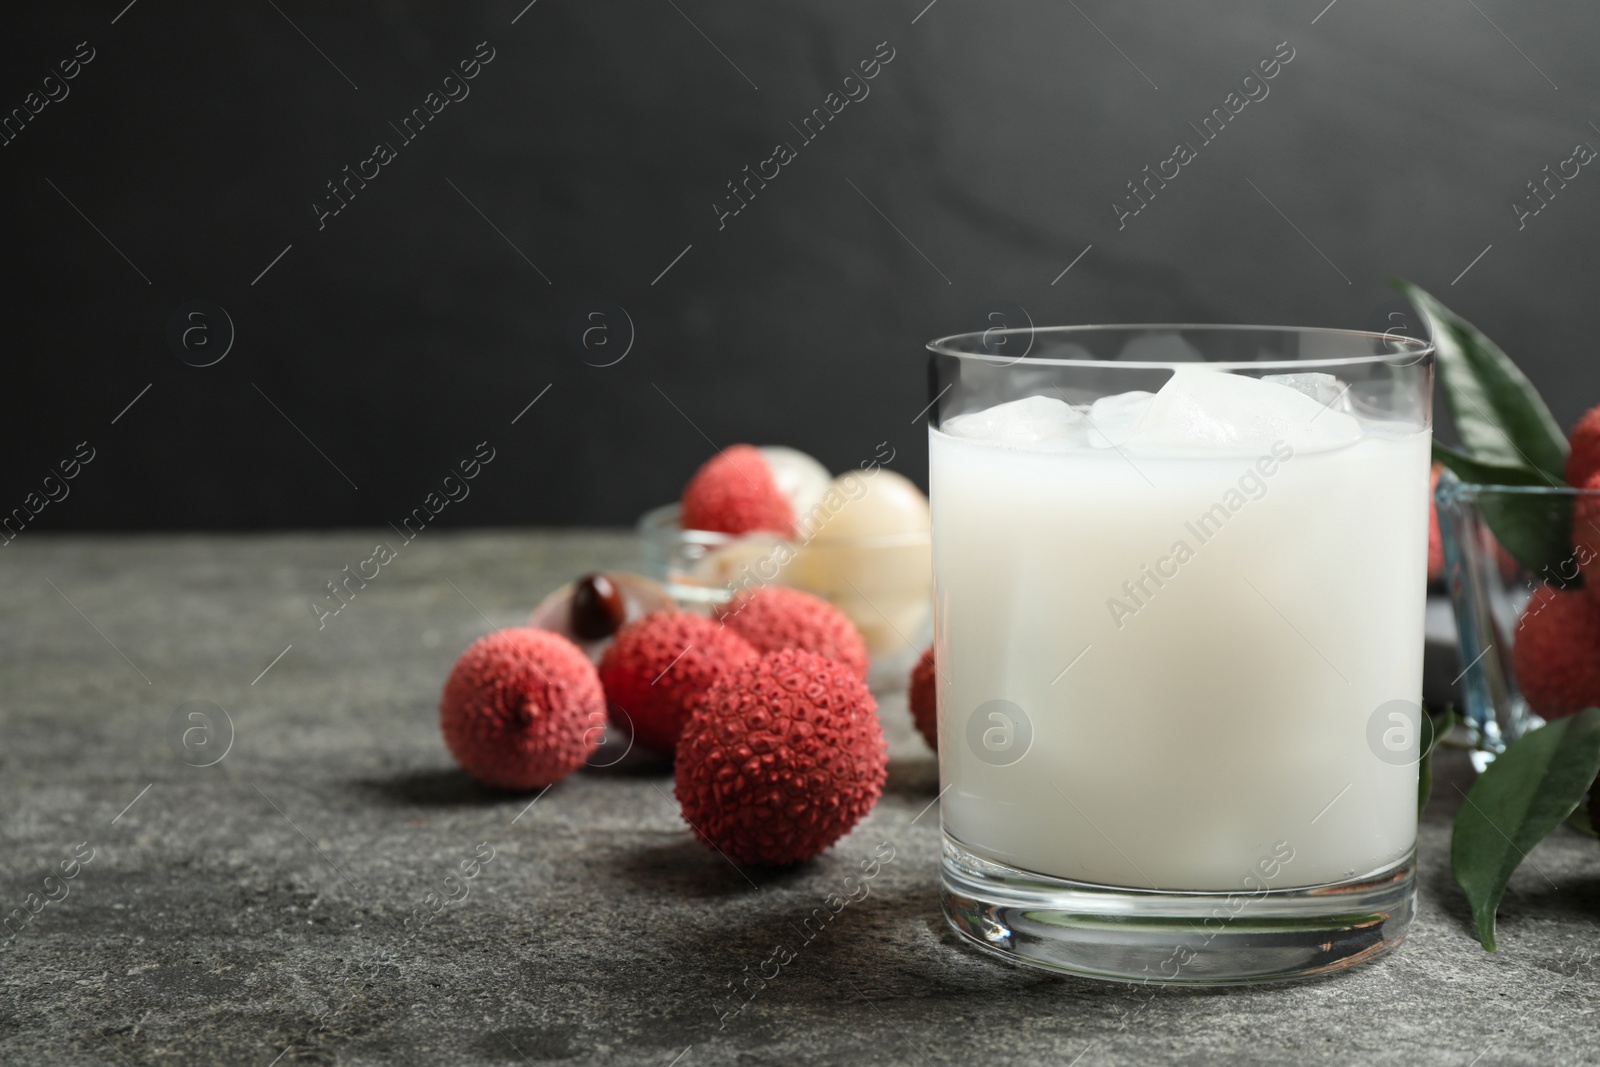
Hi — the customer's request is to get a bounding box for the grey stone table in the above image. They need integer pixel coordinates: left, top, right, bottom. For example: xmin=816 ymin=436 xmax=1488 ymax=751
xmin=3 ymin=532 xmax=1598 ymax=1066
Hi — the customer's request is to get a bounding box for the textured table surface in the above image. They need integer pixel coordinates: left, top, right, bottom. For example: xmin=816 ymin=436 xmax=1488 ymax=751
xmin=2 ymin=532 xmax=1598 ymax=1066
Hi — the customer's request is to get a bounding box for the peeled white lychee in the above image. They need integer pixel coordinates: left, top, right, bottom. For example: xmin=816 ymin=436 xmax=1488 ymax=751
xmin=758 ymin=446 xmax=832 ymax=522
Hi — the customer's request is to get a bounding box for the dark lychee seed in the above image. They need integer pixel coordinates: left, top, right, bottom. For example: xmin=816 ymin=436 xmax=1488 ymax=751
xmin=571 ymin=573 xmax=627 ymax=640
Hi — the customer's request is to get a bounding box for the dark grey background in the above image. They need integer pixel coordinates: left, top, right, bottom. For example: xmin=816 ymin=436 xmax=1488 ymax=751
xmin=3 ymin=0 xmax=1597 ymax=531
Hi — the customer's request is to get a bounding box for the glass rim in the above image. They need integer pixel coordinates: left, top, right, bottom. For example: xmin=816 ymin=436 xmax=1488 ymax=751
xmin=926 ymin=323 xmax=1434 ymax=371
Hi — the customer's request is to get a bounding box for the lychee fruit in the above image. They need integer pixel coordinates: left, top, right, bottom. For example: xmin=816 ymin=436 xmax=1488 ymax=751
xmin=759 ymin=445 xmax=832 ymax=519
xmin=440 ymin=628 xmax=606 ymax=790
xmin=1512 ymin=584 xmax=1600 ymax=719
xmin=1427 ymin=463 xmax=1446 ymax=583
xmin=675 ymin=649 xmax=887 ymax=866
xmin=908 ymin=646 xmax=937 ymax=751
xmin=1565 ymin=404 xmax=1600 ymax=487
xmin=1573 ymin=472 xmax=1600 ymax=595
xmin=1495 ymin=541 xmax=1522 ymax=583
xmin=713 ymin=585 xmax=870 ymax=681
xmin=680 ymin=445 xmax=796 ymax=536
xmin=598 ymin=611 xmax=757 ymax=756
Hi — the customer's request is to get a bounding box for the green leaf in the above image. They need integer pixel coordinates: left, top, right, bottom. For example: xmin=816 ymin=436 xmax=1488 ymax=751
xmin=1451 ymin=707 xmax=1600 ymax=951
xmin=1566 ymin=803 xmax=1598 ymax=840
xmin=1418 ymin=706 xmax=1456 ymax=818
xmin=1393 ymin=279 xmax=1569 ymax=479
xmin=1478 ymin=493 xmax=1579 ymax=586
xmin=1434 ymin=447 xmax=1579 ymax=580
xmin=1432 ymin=442 xmax=1556 ymax=488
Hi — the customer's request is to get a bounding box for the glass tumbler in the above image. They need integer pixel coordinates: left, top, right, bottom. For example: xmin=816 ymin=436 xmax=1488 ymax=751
xmin=927 ymin=325 xmax=1433 ymax=984
xmin=1435 ymin=475 xmax=1600 ymax=759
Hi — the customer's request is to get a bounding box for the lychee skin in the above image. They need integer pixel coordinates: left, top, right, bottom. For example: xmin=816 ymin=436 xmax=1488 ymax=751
xmin=598 ymin=612 xmax=757 ymax=757
xmin=1494 ymin=541 xmax=1522 ymax=583
xmin=440 ymin=628 xmax=606 ymax=790
xmin=714 ymin=586 xmax=870 ymax=681
xmin=1512 ymin=584 xmax=1600 ymax=719
xmin=680 ymin=445 xmax=796 ymax=536
xmin=908 ymin=646 xmax=937 ymax=751
xmin=1574 ymin=472 xmax=1600 ymax=597
xmin=1427 ymin=464 xmax=1446 ymax=584
xmin=675 ymin=649 xmax=887 ymax=866
xmin=1565 ymin=405 xmax=1600 ymax=487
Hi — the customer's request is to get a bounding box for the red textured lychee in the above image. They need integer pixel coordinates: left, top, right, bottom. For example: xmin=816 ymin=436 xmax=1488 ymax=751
xmin=598 ymin=611 xmax=757 ymax=756
xmin=440 ymin=628 xmax=605 ymax=790
xmin=1574 ymin=472 xmax=1600 ymax=595
xmin=908 ymin=646 xmax=937 ymax=751
xmin=675 ymin=649 xmax=887 ymax=866
xmin=713 ymin=586 xmax=870 ymax=681
xmin=680 ymin=445 xmax=795 ymax=536
xmin=1495 ymin=540 xmax=1522 ymax=583
xmin=1512 ymin=584 xmax=1600 ymax=719
xmin=1427 ymin=463 xmax=1446 ymax=583
xmin=1565 ymin=404 xmax=1600 ymax=487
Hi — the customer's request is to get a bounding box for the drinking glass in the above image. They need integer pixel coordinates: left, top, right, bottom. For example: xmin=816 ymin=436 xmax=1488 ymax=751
xmin=1435 ymin=475 xmax=1600 ymax=760
xmin=926 ymin=325 xmax=1433 ymax=984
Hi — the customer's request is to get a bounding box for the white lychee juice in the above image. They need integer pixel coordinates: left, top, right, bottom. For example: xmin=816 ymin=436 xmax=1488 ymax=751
xmin=931 ymin=366 xmax=1430 ymax=892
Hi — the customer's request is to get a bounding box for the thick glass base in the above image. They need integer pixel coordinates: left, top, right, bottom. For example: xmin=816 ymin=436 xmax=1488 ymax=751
xmin=941 ymin=833 xmax=1415 ymax=986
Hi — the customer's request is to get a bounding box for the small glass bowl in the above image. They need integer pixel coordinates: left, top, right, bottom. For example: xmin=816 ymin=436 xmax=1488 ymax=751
xmin=1436 ymin=471 xmax=1600 ymax=761
xmin=637 ymin=503 xmax=933 ymax=690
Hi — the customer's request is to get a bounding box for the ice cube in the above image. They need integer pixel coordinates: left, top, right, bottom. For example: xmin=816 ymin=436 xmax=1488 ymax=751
xmin=1084 ymin=390 xmax=1154 ymax=448
xmin=1127 ymin=367 xmax=1363 ymax=453
xmin=942 ymin=394 xmax=1089 ymax=449
xmin=1260 ymin=372 xmax=1352 ymax=414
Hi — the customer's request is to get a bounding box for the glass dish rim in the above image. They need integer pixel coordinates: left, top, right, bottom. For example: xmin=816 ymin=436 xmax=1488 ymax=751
xmin=1436 ymin=469 xmax=1599 ymax=499
xmin=926 ymin=323 xmax=1434 ymax=371
xmin=637 ymin=502 xmax=931 ymax=548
